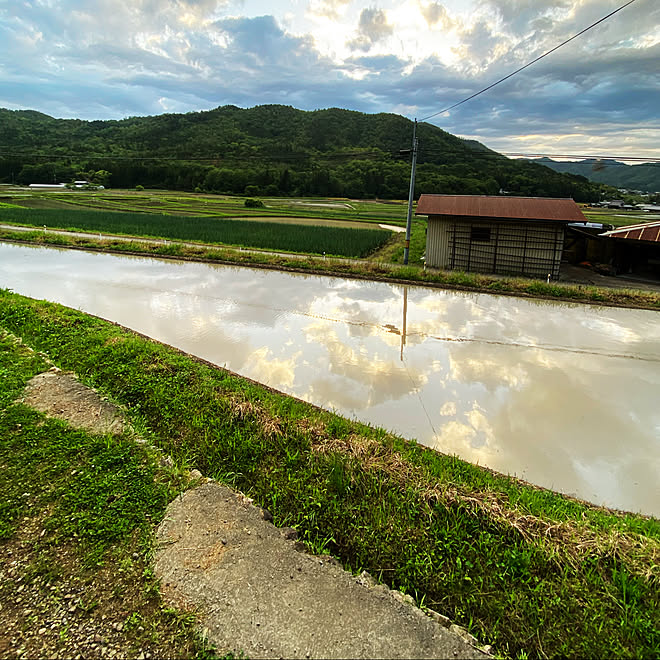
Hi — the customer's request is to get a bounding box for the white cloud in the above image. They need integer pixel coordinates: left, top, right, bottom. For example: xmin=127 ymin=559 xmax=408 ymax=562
xmin=0 ymin=0 xmax=657 ymax=155
xmin=307 ymin=0 xmax=351 ymax=20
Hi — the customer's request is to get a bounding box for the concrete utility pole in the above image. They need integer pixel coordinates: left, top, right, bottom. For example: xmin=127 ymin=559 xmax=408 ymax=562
xmin=403 ymin=120 xmax=418 ymax=265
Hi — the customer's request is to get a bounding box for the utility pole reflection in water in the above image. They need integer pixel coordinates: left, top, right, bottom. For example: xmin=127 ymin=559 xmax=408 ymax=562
xmin=400 ymin=286 xmax=408 ymax=361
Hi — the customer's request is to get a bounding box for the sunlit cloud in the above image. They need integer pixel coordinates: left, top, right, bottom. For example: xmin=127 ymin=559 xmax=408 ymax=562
xmin=0 ymin=0 xmax=657 ymax=155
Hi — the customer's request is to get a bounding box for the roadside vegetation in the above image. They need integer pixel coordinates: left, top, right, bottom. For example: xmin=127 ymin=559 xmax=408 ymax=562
xmin=1 ymin=290 xmax=658 ymax=659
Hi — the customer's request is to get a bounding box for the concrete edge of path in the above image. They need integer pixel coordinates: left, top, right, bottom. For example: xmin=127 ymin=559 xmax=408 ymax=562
xmin=155 ymin=481 xmax=491 ymax=659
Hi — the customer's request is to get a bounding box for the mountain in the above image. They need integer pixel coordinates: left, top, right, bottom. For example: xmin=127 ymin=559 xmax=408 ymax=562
xmin=529 ymin=157 xmax=660 ymax=194
xmin=0 ymin=105 xmax=608 ymax=201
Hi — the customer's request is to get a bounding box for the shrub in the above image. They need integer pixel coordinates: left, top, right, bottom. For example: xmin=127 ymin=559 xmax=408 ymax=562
xmin=244 ymin=198 xmax=265 ymax=208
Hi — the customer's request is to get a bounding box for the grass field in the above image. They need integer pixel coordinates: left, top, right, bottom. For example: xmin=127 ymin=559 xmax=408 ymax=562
xmin=1 ymin=291 xmax=658 ymax=659
xmin=0 ymin=207 xmax=391 ymax=258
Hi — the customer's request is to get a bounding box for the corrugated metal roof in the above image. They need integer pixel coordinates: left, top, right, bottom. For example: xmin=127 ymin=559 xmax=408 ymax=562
xmin=415 ymin=195 xmax=586 ymax=223
xmin=600 ymin=221 xmax=660 ymax=243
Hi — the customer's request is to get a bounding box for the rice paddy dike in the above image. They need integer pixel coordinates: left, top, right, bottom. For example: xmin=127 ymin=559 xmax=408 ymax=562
xmin=0 ymin=190 xmax=659 ymax=310
xmin=1 ymin=289 xmax=659 ymax=659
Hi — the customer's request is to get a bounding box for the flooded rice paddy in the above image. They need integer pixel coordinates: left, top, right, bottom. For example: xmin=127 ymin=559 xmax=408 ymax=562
xmin=1 ymin=242 xmax=658 ymax=516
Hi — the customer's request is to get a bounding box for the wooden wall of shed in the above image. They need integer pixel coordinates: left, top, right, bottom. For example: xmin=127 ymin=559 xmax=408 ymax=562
xmin=425 ymin=216 xmax=451 ymax=269
xmin=426 ymin=216 xmax=564 ymax=278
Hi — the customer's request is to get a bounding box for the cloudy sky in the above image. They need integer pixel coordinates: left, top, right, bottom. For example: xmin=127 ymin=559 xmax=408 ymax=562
xmin=1 ymin=0 xmax=658 ymax=159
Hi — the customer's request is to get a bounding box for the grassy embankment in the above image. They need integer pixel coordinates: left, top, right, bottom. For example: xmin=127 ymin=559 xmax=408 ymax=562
xmin=1 ymin=290 xmax=658 ymax=659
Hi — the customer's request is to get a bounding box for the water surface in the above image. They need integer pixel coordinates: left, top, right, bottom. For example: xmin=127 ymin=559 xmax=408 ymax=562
xmin=1 ymin=242 xmax=658 ymax=516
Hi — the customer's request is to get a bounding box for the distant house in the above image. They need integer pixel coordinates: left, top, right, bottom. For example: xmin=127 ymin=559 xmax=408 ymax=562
xmin=28 ymin=183 xmax=66 ymax=189
xmin=416 ymin=195 xmax=586 ymax=278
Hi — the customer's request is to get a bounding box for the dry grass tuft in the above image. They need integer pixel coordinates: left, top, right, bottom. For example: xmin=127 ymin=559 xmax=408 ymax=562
xmin=104 ymin=336 xmax=127 ymax=346
xmin=226 ymin=394 xmax=283 ymax=438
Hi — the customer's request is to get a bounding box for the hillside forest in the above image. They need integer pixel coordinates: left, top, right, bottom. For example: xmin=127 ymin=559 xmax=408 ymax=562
xmin=0 ymin=105 xmax=616 ymax=202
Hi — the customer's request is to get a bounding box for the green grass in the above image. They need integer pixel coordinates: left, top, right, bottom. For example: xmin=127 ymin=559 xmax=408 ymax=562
xmin=373 ymin=221 xmax=427 ymax=265
xmin=0 ymin=327 xmax=218 ymax=657
xmin=1 ymin=290 xmax=658 ymax=659
xmin=0 ymin=207 xmax=391 ymax=258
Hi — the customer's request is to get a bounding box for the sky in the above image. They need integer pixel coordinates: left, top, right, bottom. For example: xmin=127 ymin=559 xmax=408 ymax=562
xmin=1 ymin=0 xmax=658 ymax=160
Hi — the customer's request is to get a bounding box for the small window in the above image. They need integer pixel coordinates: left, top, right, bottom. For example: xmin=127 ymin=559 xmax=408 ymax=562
xmin=471 ymin=226 xmax=491 ymax=242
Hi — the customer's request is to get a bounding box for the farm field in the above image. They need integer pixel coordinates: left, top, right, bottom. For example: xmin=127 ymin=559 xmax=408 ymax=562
xmin=4 ymin=188 xmax=654 ymax=229
xmin=0 ymin=205 xmax=392 ymax=259
xmin=3 ymin=187 xmax=657 ymax=275
xmin=0 ymin=188 xmax=409 ymax=225
xmin=581 ymin=207 xmax=658 ymax=227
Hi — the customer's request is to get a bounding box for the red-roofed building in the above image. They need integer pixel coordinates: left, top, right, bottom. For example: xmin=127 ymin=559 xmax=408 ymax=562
xmin=415 ymin=194 xmax=586 ymax=278
xmin=600 ymin=221 xmax=660 ymax=278
xmin=601 ymin=221 xmax=660 ymax=244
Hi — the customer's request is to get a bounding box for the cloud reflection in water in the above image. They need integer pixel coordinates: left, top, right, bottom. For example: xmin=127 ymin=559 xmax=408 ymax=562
xmin=1 ymin=243 xmax=658 ymax=516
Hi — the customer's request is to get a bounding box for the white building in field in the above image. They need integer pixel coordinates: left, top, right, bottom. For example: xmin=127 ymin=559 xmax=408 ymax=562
xmin=28 ymin=183 xmax=66 ymax=189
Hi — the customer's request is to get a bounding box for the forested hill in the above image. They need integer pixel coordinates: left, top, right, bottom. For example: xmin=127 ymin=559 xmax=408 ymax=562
xmin=529 ymin=157 xmax=660 ymax=194
xmin=0 ymin=105 xmax=609 ymax=201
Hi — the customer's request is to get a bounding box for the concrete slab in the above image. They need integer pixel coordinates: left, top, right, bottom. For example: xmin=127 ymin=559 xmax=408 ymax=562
xmin=155 ymin=482 xmax=486 ymax=659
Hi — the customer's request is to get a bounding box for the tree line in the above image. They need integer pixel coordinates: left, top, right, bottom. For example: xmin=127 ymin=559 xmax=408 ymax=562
xmin=0 ymin=105 xmax=615 ymax=202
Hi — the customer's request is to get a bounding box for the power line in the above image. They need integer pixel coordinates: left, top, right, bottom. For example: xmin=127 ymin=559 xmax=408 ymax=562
xmin=419 ymin=0 xmax=638 ymax=123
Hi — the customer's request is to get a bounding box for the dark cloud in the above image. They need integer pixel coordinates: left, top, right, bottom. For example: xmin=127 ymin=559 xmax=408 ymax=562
xmin=215 ymin=15 xmax=315 ymax=67
xmin=420 ymin=2 xmax=453 ymax=28
xmin=412 ymin=40 xmax=660 ymax=152
xmin=347 ymin=8 xmax=393 ymax=52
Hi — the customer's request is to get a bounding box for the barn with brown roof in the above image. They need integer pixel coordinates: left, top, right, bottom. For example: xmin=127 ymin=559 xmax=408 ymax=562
xmin=415 ymin=195 xmax=586 ymax=278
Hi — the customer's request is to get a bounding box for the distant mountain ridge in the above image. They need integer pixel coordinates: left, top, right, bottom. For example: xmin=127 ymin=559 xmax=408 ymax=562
xmin=0 ymin=104 xmax=609 ymax=201
xmin=528 ymin=157 xmax=660 ymax=194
